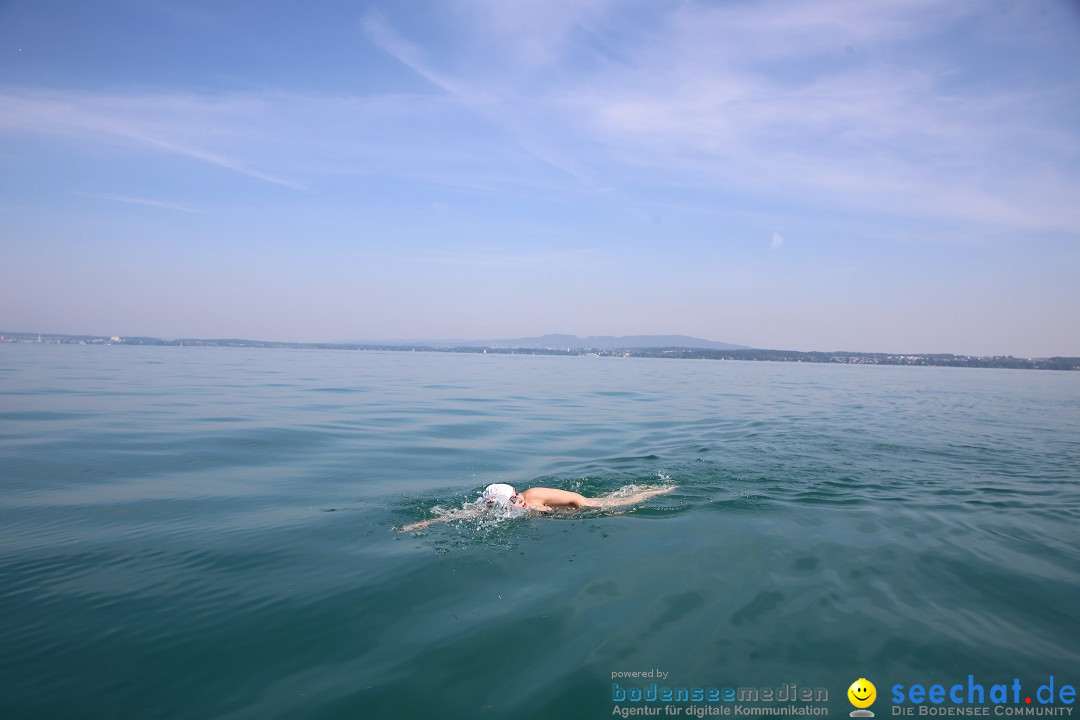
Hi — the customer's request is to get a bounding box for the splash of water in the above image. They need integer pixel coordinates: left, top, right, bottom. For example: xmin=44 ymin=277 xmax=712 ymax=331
xmin=424 ymin=497 xmax=526 ymax=530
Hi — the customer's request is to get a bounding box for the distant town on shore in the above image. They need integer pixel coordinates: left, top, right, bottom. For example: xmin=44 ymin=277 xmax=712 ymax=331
xmin=2 ymin=331 xmax=1077 ymax=371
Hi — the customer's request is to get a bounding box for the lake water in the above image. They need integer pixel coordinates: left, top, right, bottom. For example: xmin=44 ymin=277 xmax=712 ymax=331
xmin=1 ymin=346 xmax=1078 ymax=719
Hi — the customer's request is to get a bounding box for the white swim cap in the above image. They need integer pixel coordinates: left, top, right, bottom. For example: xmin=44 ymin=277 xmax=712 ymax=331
xmin=482 ymin=483 xmax=516 ymax=509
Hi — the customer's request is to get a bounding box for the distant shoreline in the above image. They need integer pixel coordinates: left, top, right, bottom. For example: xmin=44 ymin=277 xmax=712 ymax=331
xmin=3 ymin=332 xmax=1077 ymax=371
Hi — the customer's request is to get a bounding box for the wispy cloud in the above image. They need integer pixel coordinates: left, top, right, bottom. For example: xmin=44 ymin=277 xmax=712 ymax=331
xmin=361 ymin=11 xmax=478 ymax=102
xmin=76 ymin=192 xmax=204 ymax=214
xmin=360 ymin=8 xmax=601 ymax=189
xmin=547 ymin=1 xmax=1080 ymax=233
xmin=0 ymin=91 xmax=306 ymax=190
xmin=452 ymin=0 xmax=617 ymax=69
xmin=361 ymin=1 xmax=1080 ymax=237
xmin=772 ymin=232 xmax=784 ymax=250
xmin=3 ymin=0 xmax=1078 ymax=238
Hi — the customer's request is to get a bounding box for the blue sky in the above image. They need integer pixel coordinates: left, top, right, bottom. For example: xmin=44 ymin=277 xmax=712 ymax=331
xmin=2 ymin=0 xmax=1078 ymax=356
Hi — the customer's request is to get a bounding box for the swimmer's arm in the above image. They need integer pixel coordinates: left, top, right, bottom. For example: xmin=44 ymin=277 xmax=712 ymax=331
xmin=397 ymin=516 xmax=448 ymax=532
xmin=583 ymin=485 xmax=676 ymax=509
xmin=397 ymin=504 xmax=484 ymax=532
xmin=521 ymin=487 xmax=588 ymax=509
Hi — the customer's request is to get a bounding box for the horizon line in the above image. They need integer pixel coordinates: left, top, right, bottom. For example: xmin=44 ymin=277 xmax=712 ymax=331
xmin=2 ymin=330 xmax=1076 ymax=361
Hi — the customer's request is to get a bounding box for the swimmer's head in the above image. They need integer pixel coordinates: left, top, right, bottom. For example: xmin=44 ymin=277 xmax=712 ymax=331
xmin=482 ymin=483 xmax=517 ymax=510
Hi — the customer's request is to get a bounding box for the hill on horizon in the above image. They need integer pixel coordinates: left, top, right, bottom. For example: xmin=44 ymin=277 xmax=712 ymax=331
xmin=356 ymin=334 xmax=750 ymax=351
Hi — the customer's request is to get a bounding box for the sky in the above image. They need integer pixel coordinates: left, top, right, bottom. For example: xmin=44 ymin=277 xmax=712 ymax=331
xmin=1 ymin=0 xmax=1079 ymax=356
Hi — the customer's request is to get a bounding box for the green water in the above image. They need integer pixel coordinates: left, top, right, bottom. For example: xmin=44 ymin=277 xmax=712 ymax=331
xmin=1 ymin=346 xmax=1077 ymax=719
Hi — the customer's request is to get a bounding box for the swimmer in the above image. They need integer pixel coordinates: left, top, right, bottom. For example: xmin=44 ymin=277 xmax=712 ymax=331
xmin=397 ymin=482 xmax=675 ymax=532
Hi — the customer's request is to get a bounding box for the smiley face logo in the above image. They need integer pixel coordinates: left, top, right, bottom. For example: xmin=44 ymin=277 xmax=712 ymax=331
xmin=848 ymin=678 xmax=877 ymax=709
